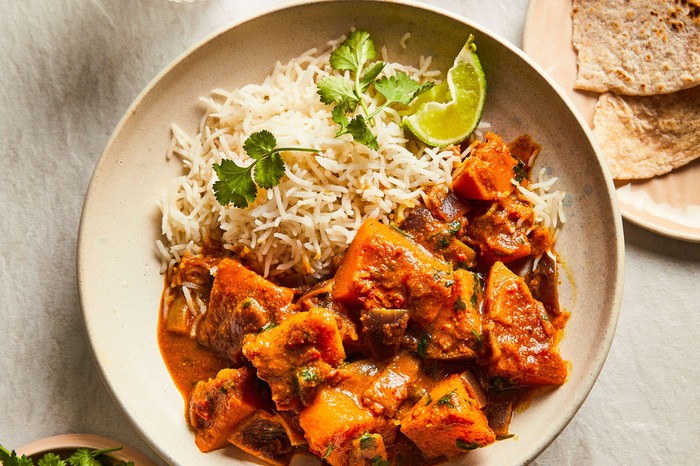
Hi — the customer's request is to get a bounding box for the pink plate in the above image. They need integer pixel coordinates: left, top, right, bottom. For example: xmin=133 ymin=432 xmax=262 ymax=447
xmin=523 ymin=0 xmax=700 ymax=242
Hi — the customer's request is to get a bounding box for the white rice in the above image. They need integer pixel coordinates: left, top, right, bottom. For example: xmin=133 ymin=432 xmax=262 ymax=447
xmin=157 ymin=36 xmax=567 ymax=279
xmin=157 ymin=37 xmax=458 ymax=279
xmin=515 ymin=167 xmax=568 ymax=234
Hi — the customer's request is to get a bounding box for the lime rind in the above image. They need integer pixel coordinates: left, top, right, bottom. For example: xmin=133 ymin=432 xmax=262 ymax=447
xmin=401 ymin=37 xmax=487 ymax=147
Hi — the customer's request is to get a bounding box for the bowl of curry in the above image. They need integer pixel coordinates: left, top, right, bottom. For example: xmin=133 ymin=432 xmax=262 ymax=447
xmin=77 ymin=1 xmax=624 ymax=465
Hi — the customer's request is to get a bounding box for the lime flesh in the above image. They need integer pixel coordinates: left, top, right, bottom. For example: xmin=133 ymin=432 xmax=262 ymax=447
xmin=402 ymin=39 xmax=487 ymax=147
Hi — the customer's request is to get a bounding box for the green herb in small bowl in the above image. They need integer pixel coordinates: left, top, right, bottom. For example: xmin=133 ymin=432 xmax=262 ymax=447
xmin=1 ymin=435 xmax=158 ymax=466
xmin=0 ymin=444 xmax=134 ymax=466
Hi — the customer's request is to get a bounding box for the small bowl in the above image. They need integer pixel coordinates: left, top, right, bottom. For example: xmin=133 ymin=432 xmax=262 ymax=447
xmin=17 ymin=434 xmax=159 ymax=465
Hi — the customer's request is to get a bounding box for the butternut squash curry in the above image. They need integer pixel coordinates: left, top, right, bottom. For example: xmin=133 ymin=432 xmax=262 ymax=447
xmin=159 ymin=132 xmax=569 ymax=465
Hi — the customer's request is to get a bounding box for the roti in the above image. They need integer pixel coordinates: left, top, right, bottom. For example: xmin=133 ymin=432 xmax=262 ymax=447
xmin=592 ymin=87 xmax=700 ymax=179
xmin=572 ymin=0 xmax=700 ymax=95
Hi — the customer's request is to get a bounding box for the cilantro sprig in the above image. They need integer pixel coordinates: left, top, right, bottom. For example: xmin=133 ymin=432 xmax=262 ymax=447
xmin=0 ymin=444 xmax=134 ymax=466
xmin=212 ymin=130 xmax=317 ymax=208
xmin=317 ymin=30 xmax=433 ymax=150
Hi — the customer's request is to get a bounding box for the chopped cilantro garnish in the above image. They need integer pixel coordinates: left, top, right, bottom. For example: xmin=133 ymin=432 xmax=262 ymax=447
xmin=471 ymin=328 xmax=483 ymax=347
xmin=417 ymin=333 xmax=431 ymax=358
xmin=359 ymin=432 xmax=376 ymax=451
xmin=390 ymin=224 xmax=413 ymax=238
xmin=260 ymin=321 xmax=278 ymax=332
xmin=513 ymin=159 xmax=526 ymax=182
xmin=300 ymin=367 xmax=321 ymax=383
xmin=456 ymin=439 xmax=480 ymax=451
xmin=322 ymin=444 xmax=334 ymax=459
xmin=471 ymin=273 xmax=483 ymax=307
xmin=370 ymin=456 xmax=391 ymax=466
xmin=437 ymin=390 xmax=456 ymax=408
xmin=436 ymin=236 xmax=450 ymax=249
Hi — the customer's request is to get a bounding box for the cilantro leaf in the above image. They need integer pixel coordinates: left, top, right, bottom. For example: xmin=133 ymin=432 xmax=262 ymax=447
xmin=317 ymin=76 xmax=359 ymax=112
xmin=67 ymin=447 xmax=122 ymax=466
xmin=331 ymin=105 xmax=350 ymax=132
xmin=213 ymin=159 xmax=257 ymax=209
xmin=67 ymin=448 xmax=107 ymax=466
xmin=38 ymin=453 xmax=66 ymax=466
xmin=213 ymin=131 xmax=317 ymax=208
xmin=243 ymin=129 xmax=277 ymax=160
xmin=346 ymin=116 xmax=379 ymax=150
xmin=0 ymin=446 xmax=34 ymax=466
xmin=329 ymin=30 xmax=375 ymax=73
xmin=360 ymin=61 xmax=386 ymax=92
xmin=254 ymin=152 xmax=285 ymax=189
xmin=374 ymin=71 xmax=427 ymax=106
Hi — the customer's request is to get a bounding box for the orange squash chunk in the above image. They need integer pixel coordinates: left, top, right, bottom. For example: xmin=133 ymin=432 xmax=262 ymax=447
xmin=197 ymin=258 xmax=296 ymax=361
xmin=400 ymin=374 xmax=495 ymax=459
xmin=299 ymin=387 xmax=392 ymax=466
xmin=453 ymin=132 xmax=518 ymax=201
xmin=484 ymin=261 xmax=568 ymax=386
xmin=362 ymin=353 xmax=422 ymax=417
xmin=423 ymin=269 xmax=482 ymax=360
xmin=242 ymin=308 xmax=345 ymax=412
xmin=188 ymin=366 xmax=268 ymax=452
xmin=332 ymin=218 xmax=453 ymax=328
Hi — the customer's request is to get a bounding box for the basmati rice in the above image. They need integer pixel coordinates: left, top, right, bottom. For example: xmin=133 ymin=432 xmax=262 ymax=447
xmin=157 ymin=36 xmax=566 ymax=280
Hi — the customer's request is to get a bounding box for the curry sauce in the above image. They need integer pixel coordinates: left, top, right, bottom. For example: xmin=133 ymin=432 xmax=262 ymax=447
xmin=157 ymin=132 xmax=569 ymax=465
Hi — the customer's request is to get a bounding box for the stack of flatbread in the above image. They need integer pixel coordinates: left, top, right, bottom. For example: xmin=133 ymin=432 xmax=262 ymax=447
xmin=572 ymin=0 xmax=700 ymax=179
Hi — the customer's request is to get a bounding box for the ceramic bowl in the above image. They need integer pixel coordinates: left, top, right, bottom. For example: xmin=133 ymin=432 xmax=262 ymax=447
xmin=17 ymin=434 xmax=158 ymax=465
xmin=77 ymin=1 xmax=624 ymax=464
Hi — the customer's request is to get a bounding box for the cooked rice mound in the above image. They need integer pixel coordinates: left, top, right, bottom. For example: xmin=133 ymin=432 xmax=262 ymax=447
xmin=157 ymin=38 xmax=460 ymax=279
xmin=157 ymin=37 xmax=567 ymax=280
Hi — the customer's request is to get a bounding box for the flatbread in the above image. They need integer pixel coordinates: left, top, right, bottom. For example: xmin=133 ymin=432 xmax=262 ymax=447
xmin=592 ymin=87 xmax=700 ymax=179
xmin=572 ymin=0 xmax=700 ymax=95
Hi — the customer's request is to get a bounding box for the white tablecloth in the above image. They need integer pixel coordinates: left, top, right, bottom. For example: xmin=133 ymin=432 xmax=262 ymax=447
xmin=2 ymin=1 xmax=699 ymax=465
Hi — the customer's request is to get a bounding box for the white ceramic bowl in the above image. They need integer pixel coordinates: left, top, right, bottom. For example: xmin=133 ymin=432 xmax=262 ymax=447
xmin=77 ymin=1 xmax=624 ymax=465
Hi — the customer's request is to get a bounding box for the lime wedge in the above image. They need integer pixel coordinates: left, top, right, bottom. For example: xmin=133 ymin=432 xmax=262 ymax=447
xmin=402 ymin=36 xmax=487 ymax=147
